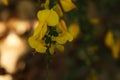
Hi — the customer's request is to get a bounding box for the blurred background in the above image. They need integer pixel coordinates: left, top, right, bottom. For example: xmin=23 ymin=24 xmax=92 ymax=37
xmin=0 ymin=0 xmax=120 ymax=80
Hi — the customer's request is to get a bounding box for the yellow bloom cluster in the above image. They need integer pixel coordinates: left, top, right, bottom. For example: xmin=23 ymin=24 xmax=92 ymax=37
xmin=28 ymin=9 xmax=73 ymax=55
xmin=29 ymin=9 xmax=58 ymax=53
xmin=28 ymin=0 xmax=76 ymax=55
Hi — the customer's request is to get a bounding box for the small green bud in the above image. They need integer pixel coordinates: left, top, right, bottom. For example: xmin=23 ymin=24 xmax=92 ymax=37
xmin=45 ymin=36 xmax=51 ymax=44
xmin=52 ymin=31 xmax=58 ymax=37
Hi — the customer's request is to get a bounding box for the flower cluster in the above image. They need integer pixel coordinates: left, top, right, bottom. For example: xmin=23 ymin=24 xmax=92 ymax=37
xmin=28 ymin=0 xmax=76 ymax=55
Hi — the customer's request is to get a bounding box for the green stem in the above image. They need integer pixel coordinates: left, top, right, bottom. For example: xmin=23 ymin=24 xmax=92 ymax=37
xmin=46 ymin=46 xmax=51 ymax=80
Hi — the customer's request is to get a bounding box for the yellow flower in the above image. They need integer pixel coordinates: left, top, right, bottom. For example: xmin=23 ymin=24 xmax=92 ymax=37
xmin=105 ymin=31 xmax=114 ymax=48
xmin=50 ymin=44 xmax=64 ymax=55
xmin=28 ymin=9 xmax=59 ymax=53
xmin=105 ymin=31 xmax=120 ymax=59
xmin=55 ymin=32 xmax=73 ymax=44
xmin=48 ymin=19 xmax=73 ymax=55
xmin=68 ymin=23 xmax=80 ymax=39
xmin=2 ymin=0 xmax=8 ymax=5
xmin=60 ymin=0 xmax=76 ymax=12
xmin=28 ymin=36 xmax=47 ymax=53
xmin=55 ymin=19 xmax=73 ymax=44
xmin=111 ymin=42 xmax=119 ymax=59
xmin=55 ymin=4 xmax=63 ymax=17
xmin=33 ymin=9 xmax=59 ymax=39
xmin=37 ymin=9 xmax=59 ymax=26
xmin=57 ymin=19 xmax=67 ymax=32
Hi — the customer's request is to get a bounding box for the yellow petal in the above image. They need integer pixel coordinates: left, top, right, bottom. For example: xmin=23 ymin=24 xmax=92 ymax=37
xmin=28 ymin=36 xmax=38 ymax=48
xmin=56 ymin=45 xmax=64 ymax=52
xmin=55 ymin=32 xmax=73 ymax=44
xmin=47 ymin=9 xmax=59 ymax=26
xmin=68 ymin=23 xmax=80 ymax=39
xmin=36 ymin=41 xmax=47 ymax=53
xmin=28 ymin=36 xmax=47 ymax=53
xmin=2 ymin=0 xmax=8 ymax=5
xmin=55 ymin=33 xmax=67 ymax=44
xmin=65 ymin=32 xmax=73 ymax=42
xmin=37 ymin=9 xmax=50 ymax=21
xmin=39 ymin=23 xmax=47 ymax=39
xmin=50 ymin=45 xmax=55 ymax=55
xmin=55 ymin=4 xmax=63 ymax=17
xmin=37 ymin=9 xmax=59 ymax=26
xmin=105 ymin=31 xmax=114 ymax=48
xmin=33 ymin=22 xmax=44 ymax=39
xmin=55 ymin=36 xmax=67 ymax=44
xmin=60 ymin=0 xmax=76 ymax=12
xmin=111 ymin=42 xmax=119 ymax=59
xmin=57 ymin=19 xmax=67 ymax=32
xmin=33 ymin=22 xmax=47 ymax=40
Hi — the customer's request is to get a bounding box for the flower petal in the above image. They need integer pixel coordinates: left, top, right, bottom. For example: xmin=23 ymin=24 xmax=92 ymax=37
xmin=105 ymin=31 xmax=114 ymax=48
xmin=37 ymin=9 xmax=59 ymax=26
xmin=2 ymin=0 xmax=9 ymax=5
xmin=111 ymin=43 xmax=119 ymax=59
xmin=39 ymin=23 xmax=47 ymax=39
xmin=36 ymin=42 xmax=47 ymax=53
xmin=33 ymin=22 xmax=44 ymax=39
xmin=55 ymin=35 xmax=67 ymax=44
xmin=56 ymin=45 xmax=64 ymax=52
xmin=33 ymin=22 xmax=47 ymax=40
xmin=55 ymin=32 xmax=73 ymax=44
xmin=28 ymin=36 xmax=47 ymax=53
xmin=57 ymin=19 xmax=67 ymax=32
xmin=68 ymin=23 xmax=80 ymax=39
xmin=60 ymin=0 xmax=76 ymax=12
xmin=50 ymin=45 xmax=55 ymax=55
xmin=55 ymin=4 xmax=63 ymax=17
xmin=37 ymin=9 xmax=50 ymax=21
xmin=28 ymin=36 xmax=38 ymax=48
xmin=65 ymin=32 xmax=73 ymax=42
xmin=47 ymin=9 xmax=59 ymax=26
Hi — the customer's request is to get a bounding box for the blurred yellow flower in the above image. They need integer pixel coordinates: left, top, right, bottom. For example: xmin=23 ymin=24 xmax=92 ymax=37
xmin=111 ymin=42 xmax=119 ymax=59
xmin=49 ymin=44 xmax=64 ymax=55
xmin=105 ymin=31 xmax=114 ymax=48
xmin=105 ymin=31 xmax=120 ymax=59
xmin=60 ymin=0 xmax=76 ymax=12
xmin=28 ymin=7 xmax=74 ymax=54
xmin=33 ymin=9 xmax=59 ymax=40
xmin=37 ymin=9 xmax=59 ymax=26
xmin=57 ymin=19 xmax=67 ymax=32
xmin=49 ymin=45 xmax=55 ymax=55
xmin=28 ymin=9 xmax=59 ymax=53
xmin=68 ymin=23 xmax=80 ymax=39
xmin=55 ymin=32 xmax=73 ymax=44
xmin=55 ymin=4 xmax=63 ymax=17
xmin=46 ymin=19 xmax=73 ymax=55
xmin=55 ymin=19 xmax=73 ymax=44
xmin=2 ymin=0 xmax=8 ymax=5
xmin=55 ymin=44 xmax=64 ymax=52
xmin=28 ymin=36 xmax=47 ymax=53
